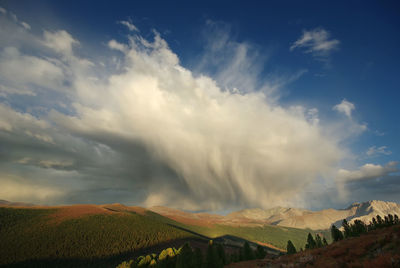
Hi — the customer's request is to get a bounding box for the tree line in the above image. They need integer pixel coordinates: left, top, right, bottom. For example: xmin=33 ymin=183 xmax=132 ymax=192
xmin=286 ymin=233 xmax=328 ymax=254
xmin=117 ymin=240 xmax=267 ymax=268
xmin=331 ymin=213 xmax=399 ymax=242
xmin=286 ymin=213 xmax=400 ymax=254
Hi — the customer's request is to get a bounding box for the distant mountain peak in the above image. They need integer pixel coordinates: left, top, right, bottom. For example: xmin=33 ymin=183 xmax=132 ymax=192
xmin=0 ymin=199 xmax=35 ymax=207
xmin=214 ymin=200 xmax=400 ymax=230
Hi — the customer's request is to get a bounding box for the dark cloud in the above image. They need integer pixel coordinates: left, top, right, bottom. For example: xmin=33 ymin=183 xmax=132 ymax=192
xmin=0 ymin=10 xmax=396 ymax=211
xmin=345 ymin=175 xmax=400 ymax=203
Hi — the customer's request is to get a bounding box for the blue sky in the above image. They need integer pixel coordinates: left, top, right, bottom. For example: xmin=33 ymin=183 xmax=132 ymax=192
xmin=0 ymin=0 xmax=399 ymax=211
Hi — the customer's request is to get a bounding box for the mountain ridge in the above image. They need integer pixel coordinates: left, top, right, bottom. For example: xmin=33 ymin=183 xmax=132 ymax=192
xmin=2 ymin=199 xmax=399 ymax=230
xmin=150 ymin=200 xmax=400 ymax=230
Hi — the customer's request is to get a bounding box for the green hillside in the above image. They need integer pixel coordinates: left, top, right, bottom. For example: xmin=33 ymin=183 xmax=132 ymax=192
xmin=147 ymin=212 xmax=330 ymax=250
xmin=0 ymin=207 xmax=195 ymax=266
xmin=184 ymin=224 xmax=329 ymax=250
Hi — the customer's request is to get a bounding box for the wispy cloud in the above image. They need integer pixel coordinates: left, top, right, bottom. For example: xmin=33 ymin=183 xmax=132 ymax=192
xmin=333 ymin=99 xmax=355 ymax=118
xmin=118 ymin=20 xmax=139 ymax=32
xmin=366 ymin=146 xmax=392 ymax=157
xmin=290 ymin=28 xmax=339 ymax=61
xmin=0 ymin=6 xmax=7 ymax=15
xmin=20 ymin=21 xmax=30 ymax=30
xmin=197 ymin=20 xmax=307 ymax=101
xmin=0 ymin=6 xmax=31 ymax=31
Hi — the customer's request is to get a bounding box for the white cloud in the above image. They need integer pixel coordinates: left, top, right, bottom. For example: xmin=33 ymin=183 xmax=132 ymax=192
xmin=43 ymin=30 xmax=79 ymax=55
xmin=0 ymin=12 xmax=392 ymax=210
xmin=333 ymin=99 xmax=355 ymax=118
xmin=366 ymin=146 xmax=392 ymax=156
xmin=290 ymin=28 xmax=339 ymax=59
xmin=337 ymin=162 xmax=398 ymax=182
xmin=0 ymin=84 xmax=36 ymax=96
xmin=48 ymin=30 xmax=345 ymax=211
xmin=0 ymin=7 xmax=7 ymax=15
xmin=0 ymin=117 xmax=12 ymax=131
xmin=20 ymin=21 xmax=31 ymax=30
xmin=0 ymin=103 xmax=54 ymax=143
xmin=306 ymin=108 xmax=319 ymax=125
xmin=108 ymin=39 xmax=128 ymax=53
xmin=118 ymin=20 xmax=139 ymax=32
xmin=0 ymin=46 xmax=65 ymax=93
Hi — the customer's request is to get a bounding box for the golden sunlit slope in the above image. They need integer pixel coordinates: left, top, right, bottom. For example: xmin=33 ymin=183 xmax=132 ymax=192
xmin=0 ymin=205 xmax=197 ymax=267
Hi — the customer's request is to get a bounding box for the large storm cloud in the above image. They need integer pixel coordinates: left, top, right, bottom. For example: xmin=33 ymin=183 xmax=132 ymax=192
xmin=2 ymin=9 xmax=393 ymax=210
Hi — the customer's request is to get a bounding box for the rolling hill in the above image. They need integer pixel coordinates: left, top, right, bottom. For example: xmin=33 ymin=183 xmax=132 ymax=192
xmin=0 ymin=204 xmax=196 ymax=267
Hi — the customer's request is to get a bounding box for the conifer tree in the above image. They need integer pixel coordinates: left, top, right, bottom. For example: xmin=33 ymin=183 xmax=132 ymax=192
xmin=342 ymin=219 xmax=351 ymax=238
xmin=330 ymin=225 xmax=343 ymax=242
xmin=315 ymin=234 xmax=323 ymax=248
xmin=352 ymin=219 xmax=366 ymax=236
xmin=394 ymin=214 xmax=399 ymax=224
xmin=255 ymin=245 xmax=266 ymax=259
xmin=176 ymin=243 xmax=194 ymax=268
xmin=238 ymin=247 xmax=244 ymax=262
xmin=205 ymin=241 xmax=223 ymax=268
xmin=286 ymin=240 xmax=297 ymax=254
xmin=305 ymin=233 xmax=316 ymax=249
xmin=193 ymin=248 xmax=203 ymax=268
xmin=384 ymin=216 xmax=389 ymax=226
xmin=371 ymin=217 xmax=377 ymax=230
xmin=216 ymin=243 xmax=227 ymax=265
xmin=243 ymin=242 xmax=255 ymax=260
xmin=388 ymin=214 xmax=394 ymax=225
xmin=376 ymin=215 xmax=383 ymax=227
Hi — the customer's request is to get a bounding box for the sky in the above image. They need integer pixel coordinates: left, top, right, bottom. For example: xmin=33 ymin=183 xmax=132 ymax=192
xmin=0 ymin=0 xmax=399 ymax=212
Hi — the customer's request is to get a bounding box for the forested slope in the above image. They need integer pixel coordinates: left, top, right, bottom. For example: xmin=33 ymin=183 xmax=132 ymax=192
xmin=0 ymin=207 xmax=195 ymax=266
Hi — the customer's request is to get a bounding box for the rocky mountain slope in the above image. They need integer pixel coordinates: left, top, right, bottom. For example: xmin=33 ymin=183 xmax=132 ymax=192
xmin=151 ymin=200 xmax=400 ymax=230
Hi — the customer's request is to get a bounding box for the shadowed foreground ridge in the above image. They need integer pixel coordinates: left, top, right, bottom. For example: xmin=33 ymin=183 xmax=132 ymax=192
xmin=227 ymin=222 xmax=400 ymax=267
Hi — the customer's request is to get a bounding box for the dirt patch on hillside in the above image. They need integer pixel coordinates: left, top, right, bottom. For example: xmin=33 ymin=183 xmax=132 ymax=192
xmin=101 ymin=203 xmax=148 ymax=215
xmin=47 ymin=203 xmax=151 ymax=223
xmin=254 ymin=241 xmax=286 ymax=253
xmin=49 ymin=204 xmax=115 ymax=223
